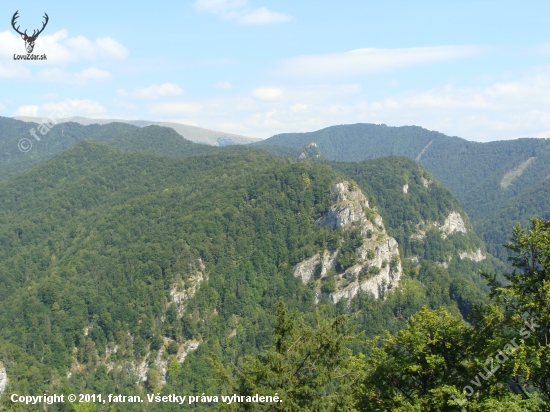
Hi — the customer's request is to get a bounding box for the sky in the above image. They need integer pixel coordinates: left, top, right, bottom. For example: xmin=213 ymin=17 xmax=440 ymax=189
xmin=1 ymin=1 xmax=550 ymax=141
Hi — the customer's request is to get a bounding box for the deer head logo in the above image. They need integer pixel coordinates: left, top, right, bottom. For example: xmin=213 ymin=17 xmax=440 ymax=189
xmin=11 ymin=11 xmax=49 ymax=54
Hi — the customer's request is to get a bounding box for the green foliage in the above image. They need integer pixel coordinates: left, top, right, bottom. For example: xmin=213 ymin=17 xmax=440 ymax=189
xmin=368 ymin=266 xmax=380 ymax=275
xmin=357 ymin=307 xmax=543 ymax=411
xmin=257 ymin=123 xmax=550 ymax=265
xmin=0 ymin=141 xmax=343 ymax=404
xmin=480 ymin=217 xmax=550 ymax=402
xmin=166 ymin=342 xmax=179 ymax=356
xmin=0 ymin=131 xmax=500 ymax=409
xmin=353 ymin=216 xmax=550 ymax=410
xmin=103 ymin=125 xmax=218 ymax=157
xmin=214 ymin=302 xmax=360 ymax=411
xmin=0 ymin=117 xmax=137 ymax=180
xmin=358 ymin=307 xmax=473 ymax=410
xmin=313 ymin=263 xmax=322 ymax=280
xmin=320 ymin=267 xmax=338 ymax=294
xmin=335 ymin=229 xmax=363 ymax=272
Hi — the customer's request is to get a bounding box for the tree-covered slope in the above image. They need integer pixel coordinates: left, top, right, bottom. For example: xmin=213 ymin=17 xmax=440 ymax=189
xmin=103 ymin=125 xmax=218 ymax=157
xmin=0 ymin=141 xmax=493 ymax=410
xmin=330 ymin=157 xmax=498 ymax=312
xmin=0 ymin=117 xmax=138 ymax=180
xmin=257 ymin=123 xmax=550 ymax=261
xmin=257 ymin=123 xmax=447 ymax=161
xmin=0 ymin=117 xmax=295 ymax=182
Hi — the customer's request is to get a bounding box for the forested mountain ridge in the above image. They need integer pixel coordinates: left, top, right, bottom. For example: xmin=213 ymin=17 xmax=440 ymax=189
xmin=13 ymin=116 xmax=260 ymax=146
xmin=0 ymin=117 xmax=294 ymax=182
xmin=6 ymin=115 xmax=548 ymax=264
xmin=0 ymin=140 xmax=492 ymax=410
xmin=0 ymin=117 xmax=138 ymax=180
xmin=257 ymin=123 xmax=550 ymax=261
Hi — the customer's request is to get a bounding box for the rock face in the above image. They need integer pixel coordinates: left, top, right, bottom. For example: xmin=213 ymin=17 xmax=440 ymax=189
xmin=410 ymin=211 xmax=467 ymax=241
xmin=459 ymin=249 xmax=486 ymax=262
xmin=294 ymin=250 xmax=338 ymax=285
xmin=298 ymin=142 xmax=321 ymax=159
xmin=440 ymin=211 xmax=467 ymax=238
xmin=294 ymin=181 xmax=402 ymax=303
xmin=0 ymin=365 xmax=6 ymax=396
xmin=317 ymin=182 xmax=371 ymax=229
xmin=177 ymin=340 xmax=201 ymax=363
xmin=170 ymin=259 xmax=205 ymax=316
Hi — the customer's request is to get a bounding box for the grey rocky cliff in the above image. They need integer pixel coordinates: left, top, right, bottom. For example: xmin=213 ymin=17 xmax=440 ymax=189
xmin=298 ymin=142 xmax=321 ymax=159
xmin=0 ymin=365 xmax=6 ymax=396
xmin=169 ymin=259 xmax=205 ymax=316
xmin=459 ymin=249 xmax=486 ymax=262
xmin=294 ymin=181 xmax=402 ymax=303
xmin=409 ymin=211 xmax=467 ymax=241
xmin=440 ymin=211 xmax=467 ymax=238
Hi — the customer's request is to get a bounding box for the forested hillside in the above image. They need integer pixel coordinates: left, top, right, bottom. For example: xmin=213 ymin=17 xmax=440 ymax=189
xmin=0 ymin=117 xmax=138 ymax=180
xmin=0 ymin=139 xmax=492 ymax=410
xmin=0 ymin=118 xmax=296 ymax=182
xmin=5 ymin=116 xmax=550 ymax=263
xmin=257 ymin=123 xmax=550 ymax=261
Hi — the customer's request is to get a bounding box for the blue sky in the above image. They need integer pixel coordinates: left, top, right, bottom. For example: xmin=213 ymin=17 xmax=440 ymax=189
xmin=1 ymin=0 xmax=550 ymax=141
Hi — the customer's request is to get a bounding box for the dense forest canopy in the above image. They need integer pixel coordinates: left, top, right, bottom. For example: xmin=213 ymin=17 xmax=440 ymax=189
xmin=258 ymin=123 xmax=550 ymax=263
xmin=0 ymin=119 xmax=548 ymax=410
xmin=0 ymin=136 xmax=496 ymax=410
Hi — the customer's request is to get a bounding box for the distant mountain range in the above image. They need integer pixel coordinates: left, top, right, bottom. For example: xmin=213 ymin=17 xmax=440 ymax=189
xmin=256 ymin=123 xmax=550 ymax=261
xmin=13 ymin=116 xmax=260 ymax=146
xmin=3 ymin=116 xmax=550 ymax=262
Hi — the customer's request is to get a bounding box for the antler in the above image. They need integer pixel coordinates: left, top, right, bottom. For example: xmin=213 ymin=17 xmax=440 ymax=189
xmin=32 ymin=13 xmax=49 ymax=38
xmin=11 ymin=11 xmax=49 ymax=39
xmin=11 ymin=11 xmax=26 ymax=37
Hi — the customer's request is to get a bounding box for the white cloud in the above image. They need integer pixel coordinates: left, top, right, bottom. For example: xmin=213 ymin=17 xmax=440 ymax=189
xmin=113 ymin=99 xmax=137 ymax=111
xmin=142 ymin=69 xmax=550 ymax=141
xmin=149 ymin=102 xmax=204 ymax=115
xmin=38 ymin=67 xmax=112 ymax=84
xmin=0 ymin=30 xmax=26 ymax=57
xmin=215 ymin=81 xmax=233 ymax=89
xmin=0 ymin=63 xmax=32 ymax=79
xmin=277 ymin=46 xmax=485 ymax=78
xmin=14 ymin=99 xmax=108 ymax=118
xmin=239 ymin=7 xmax=291 ymax=25
xmin=117 ymin=83 xmax=184 ymax=100
xmin=359 ymin=71 xmax=550 ymax=141
xmin=0 ymin=30 xmax=128 ymax=63
xmin=193 ymin=0 xmax=291 ymax=25
xmin=252 ymin=87 xmax=284 ymax=101
xmin=14 ymin=105 xmax=39 ymax=117
xmin=44 ymin=31 xmax=128 ymax=62
xmin=148 ymin=84 xmax=361 ymax=136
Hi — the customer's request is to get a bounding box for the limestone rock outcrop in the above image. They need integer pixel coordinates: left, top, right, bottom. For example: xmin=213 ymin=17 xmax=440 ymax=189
xmin=459 ymin=249 xmax=486 ymax=262
xmin=294 ymin=181 xmax=402 ymax=304
xmin=0 ymin=365 xmax=6 ymax=396
xmin=440 ymin=211 xmax=467 ymax=238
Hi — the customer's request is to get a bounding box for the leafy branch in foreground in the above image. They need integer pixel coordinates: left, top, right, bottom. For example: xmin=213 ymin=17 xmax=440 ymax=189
xmin=480 ymin=217 xmax=550 ymax=403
